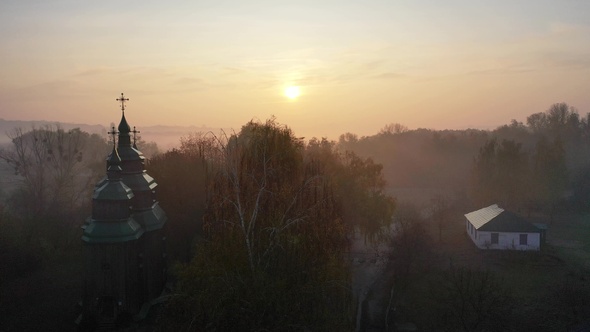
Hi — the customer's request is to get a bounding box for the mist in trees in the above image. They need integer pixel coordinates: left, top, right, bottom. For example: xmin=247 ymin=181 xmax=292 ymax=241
xmin=340 ymin=103 xmax=590 ymax=216
xmin=147 ymin=148 xmax=207 ymax=262
xmin=0 ymin=126 xmax=111 ymax=330
xmin=471 ymin=138 xmax=529 ymax=209
xmin=0 ymin=126 xmax=109 ymax=252
xmin=158 ymin=118 xmax=395 ymax=330
xmin=0 ymin=120 xmax=388 ymax=330
xmin=3 ymin=102 xmax=590 ymax=330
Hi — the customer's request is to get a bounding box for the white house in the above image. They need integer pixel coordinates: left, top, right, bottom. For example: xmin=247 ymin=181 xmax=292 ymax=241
xmin=465 ymin=204 xmax=541 ymax=251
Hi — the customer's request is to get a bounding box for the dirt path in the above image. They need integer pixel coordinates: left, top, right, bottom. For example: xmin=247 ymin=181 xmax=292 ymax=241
xmin=350 ymin=232 xmax=392 ymax=331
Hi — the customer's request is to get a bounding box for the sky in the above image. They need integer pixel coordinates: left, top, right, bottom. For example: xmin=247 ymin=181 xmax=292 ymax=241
xmin=1 ymin=0 xmax=590 ymax=140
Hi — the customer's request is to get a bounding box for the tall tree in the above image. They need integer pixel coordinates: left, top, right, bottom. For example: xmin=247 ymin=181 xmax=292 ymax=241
xmin=147 ymin=148 xmax=208 ymax=262
xmin=336 ymin=151 xmax=395 ymax=242
xmin=531 ymin=136 xmax=568 ymax=218
xmin=471 ymin=139 xmax=499 ymax=207
xmin=0 ymin=126 xmax=108 ymax=248
xmin=166 ymin=119 xmax=366 ymax=330
xmin=471 ymin=139 xmax=529 ymax=209
xmin=526 ymin=103 xmax=580 ymax=138
xmin=495 ymin=139 xmax=529 ymax=209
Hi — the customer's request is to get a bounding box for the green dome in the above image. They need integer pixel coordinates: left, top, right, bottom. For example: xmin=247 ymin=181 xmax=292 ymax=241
xmin=117 ymin=145 xmax=144 ymax=162
xmin=93 ymin=181 xmax=134 ymax=201
xmin=118 ymin=113 xmax=131 ymax=134
xmin=133 ymin=204 xmax=167 ymax=232
xmin=82 ymin=217 xmax=144 ymax=243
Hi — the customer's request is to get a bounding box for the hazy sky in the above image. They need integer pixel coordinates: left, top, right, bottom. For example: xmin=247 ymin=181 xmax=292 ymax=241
xmin=1 ymin=0 xmax=589 ymax=139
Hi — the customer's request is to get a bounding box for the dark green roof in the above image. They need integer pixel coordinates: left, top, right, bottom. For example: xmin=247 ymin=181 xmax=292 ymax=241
xmin=123 ymin=173 xmax=157 ymax=191
xmin=82 ymin=218 xmax=144 ymax=243
xmin=133 ymin=204 xmax=167 ymax=232
xmin=107 ymin=145 xmax=121 ymax=165
xmin=93 ymin=181 xmax=134 ymax=201
xmin=478 ymin=210 xmax=540 ymax=233
xmin=118 ymin=113 xmax=131 ymax=133
xmin=118 ymin=145 xmax=143 ymax=161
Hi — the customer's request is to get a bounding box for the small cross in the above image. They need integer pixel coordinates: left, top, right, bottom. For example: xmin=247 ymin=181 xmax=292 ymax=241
xmin=132 ymin=126 xmax=141 ymax=147
xmin=116 ymin=93 xmax=129 ymax=113
xmin=108 ymin=126 xmax=119 ymax=145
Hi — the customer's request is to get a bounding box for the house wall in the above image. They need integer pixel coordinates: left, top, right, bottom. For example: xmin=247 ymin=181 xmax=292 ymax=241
xmin=466 ymin=219 xmax=477 ymax=244
xmin=465 ymin=221 xmax=540 ymax=251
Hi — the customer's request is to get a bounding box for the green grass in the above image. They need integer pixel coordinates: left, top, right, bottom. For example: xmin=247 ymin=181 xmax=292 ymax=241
xmin=547 ymin=213 xmax=590 ymax=268
xmin=388 ymin=211 xmax=590 ymax=330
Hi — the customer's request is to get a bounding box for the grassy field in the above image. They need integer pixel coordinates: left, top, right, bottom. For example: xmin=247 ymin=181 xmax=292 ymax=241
xmin=547 ymin=213 xmax=590 ymax=269
xmin=395 ymin=209 xmax=590 ymax=330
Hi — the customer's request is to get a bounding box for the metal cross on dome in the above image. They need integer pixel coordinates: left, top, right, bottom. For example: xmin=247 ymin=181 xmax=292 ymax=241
xmin=108 ymin=126 xmax=119 ymax=145
xmin=132 ymin=126 xmax=141 ymax=147
xmin=116 ymin=93 xmax=129 ymax=113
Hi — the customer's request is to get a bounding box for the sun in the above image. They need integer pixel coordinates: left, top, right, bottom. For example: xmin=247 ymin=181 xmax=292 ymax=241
xmin=284 ymin=86 xmax=301 ymax=99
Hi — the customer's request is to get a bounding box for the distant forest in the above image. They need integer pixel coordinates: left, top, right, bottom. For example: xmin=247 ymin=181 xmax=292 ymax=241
xmin=340 ymin=102 xmax=590 ymax=214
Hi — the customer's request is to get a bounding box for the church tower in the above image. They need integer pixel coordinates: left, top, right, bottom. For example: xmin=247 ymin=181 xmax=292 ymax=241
xmin=81 ymin=93 xmax=168 ymax=328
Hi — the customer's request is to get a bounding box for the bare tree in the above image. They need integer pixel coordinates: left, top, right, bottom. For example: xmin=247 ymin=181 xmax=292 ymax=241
xmin=166 ymin=119 xmax=354 ymax=330
xmin=379 ymin=123 xmax=409 ymax=135
xmin=208 ymin=119 xmax=333 ymax=273
xmin=0 ymin=126 xmax=108 ymax=246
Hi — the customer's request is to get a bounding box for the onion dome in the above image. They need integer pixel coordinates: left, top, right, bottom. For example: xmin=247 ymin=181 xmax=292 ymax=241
xmin=118 ymin=112 xmax=131 ymax=134
xmin=82 ymin=146 xmax=143 ymax=244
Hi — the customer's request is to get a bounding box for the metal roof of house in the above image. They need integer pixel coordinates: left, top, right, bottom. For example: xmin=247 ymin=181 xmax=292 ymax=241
xmin=465 ymin=204 xmax=540 ymax=233
xmin=465 ymin=204 xmax=504 ymax=229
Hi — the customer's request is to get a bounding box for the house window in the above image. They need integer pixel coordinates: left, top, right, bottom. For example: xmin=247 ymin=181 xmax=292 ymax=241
xmin=520 ymin=234 xmax=528 ymax=245
xmin=491 ymin=233 xmax=499 ymax=244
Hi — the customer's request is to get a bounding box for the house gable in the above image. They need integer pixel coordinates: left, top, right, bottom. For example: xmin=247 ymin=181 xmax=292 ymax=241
xmin=465 ymin=204 xmax=540 ymax=233
xmin=464 ymin=204 xmax=541 ymax=251
xmin=478 ymin=210 xmax=540 ymax=233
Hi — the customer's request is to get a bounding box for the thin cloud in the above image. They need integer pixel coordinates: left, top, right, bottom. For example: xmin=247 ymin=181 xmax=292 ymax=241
xmin=464 ymin=65 xmax=535 ymax=76
xmin=372 ymin=72 xmax=405 ymax=80
xmin=174 ymin=77 xmax=204 ymax=85
xmin=539 ymin=52 xmax=590 ymax=70
xmin=221 ymin=67 xmax=247 ymax=76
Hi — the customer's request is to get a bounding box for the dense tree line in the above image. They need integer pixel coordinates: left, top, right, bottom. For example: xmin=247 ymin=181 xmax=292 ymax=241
xmin=470 ymin=136 xmax=567 ymax=215
xmin=341 ymin=103 xmax=590 ymax=214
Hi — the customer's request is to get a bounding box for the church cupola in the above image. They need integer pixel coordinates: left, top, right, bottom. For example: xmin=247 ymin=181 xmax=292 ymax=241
xmin=83 ymin=143 xmax=143 ymax=243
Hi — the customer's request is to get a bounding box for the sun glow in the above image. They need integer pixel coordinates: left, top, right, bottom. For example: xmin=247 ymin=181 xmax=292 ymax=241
xmin=284 ymin=86 xmax=301 ymax=99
